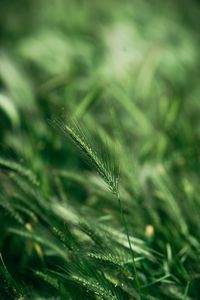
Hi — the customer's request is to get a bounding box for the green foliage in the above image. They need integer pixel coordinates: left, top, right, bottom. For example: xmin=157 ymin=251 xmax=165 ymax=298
xmin=50 ymin=118 xmax=119 ymax=194
xmin=0 ymin=0 xmax=200 ymax=299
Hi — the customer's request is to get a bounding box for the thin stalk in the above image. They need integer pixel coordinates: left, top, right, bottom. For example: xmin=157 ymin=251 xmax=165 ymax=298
xmin=117 ymin=192 xmax=142 ymax=300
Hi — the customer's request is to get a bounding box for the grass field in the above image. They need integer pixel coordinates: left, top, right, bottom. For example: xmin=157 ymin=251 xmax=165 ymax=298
xmin=0 ymin=0 xmax=200 ymax=299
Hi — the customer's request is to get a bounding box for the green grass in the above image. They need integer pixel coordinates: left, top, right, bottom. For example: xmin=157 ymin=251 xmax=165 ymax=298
xmin=0 ymin=0 xmax=200 ymax=299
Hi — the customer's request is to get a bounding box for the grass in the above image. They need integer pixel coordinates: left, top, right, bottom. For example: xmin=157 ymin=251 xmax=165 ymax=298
xmin=0 ymin=0 xmax=200 ymax=299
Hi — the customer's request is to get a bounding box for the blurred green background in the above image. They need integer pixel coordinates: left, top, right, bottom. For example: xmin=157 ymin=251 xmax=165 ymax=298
xmin=0 ymin=0 xmax=200 ymax=299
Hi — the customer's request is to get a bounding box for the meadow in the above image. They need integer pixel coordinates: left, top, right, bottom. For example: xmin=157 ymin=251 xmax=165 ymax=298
xmin=0 ymin=0 xmax=200 ymax=299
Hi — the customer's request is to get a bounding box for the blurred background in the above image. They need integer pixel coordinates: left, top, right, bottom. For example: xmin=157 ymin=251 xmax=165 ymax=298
xmin=0 ymin=1 xmax=200 ymax=141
